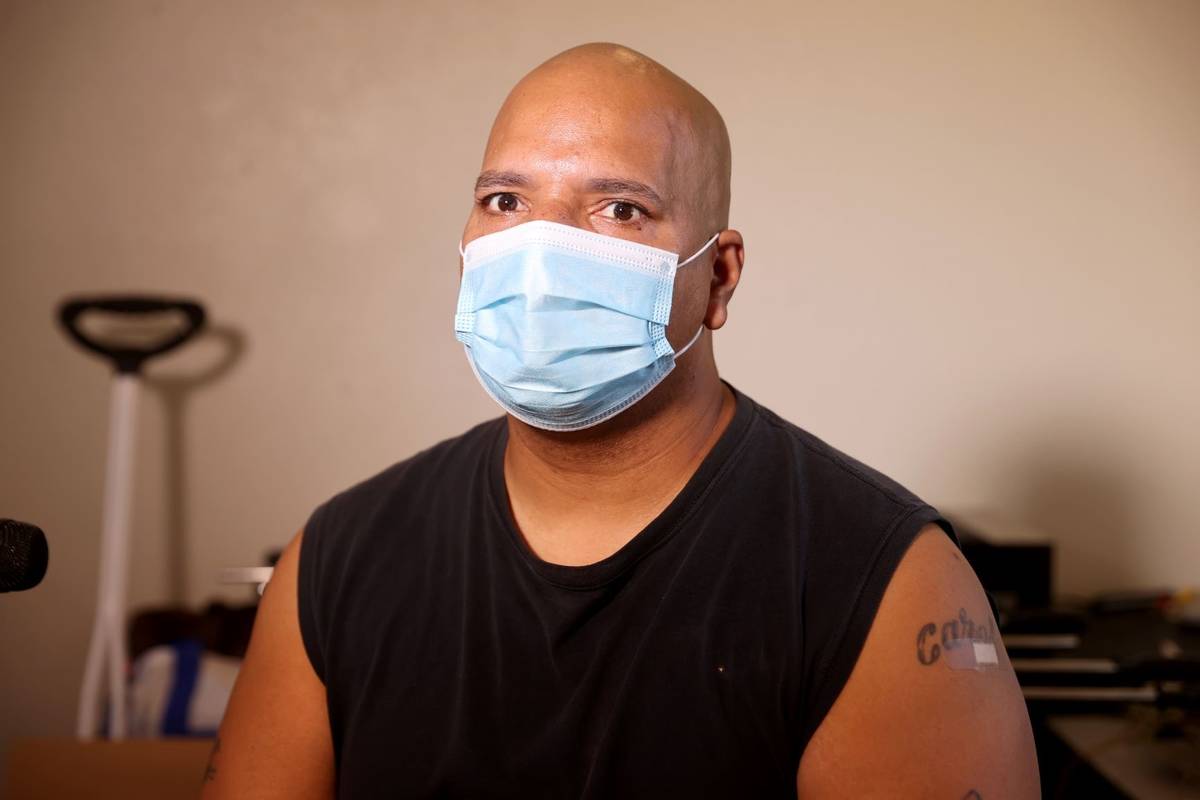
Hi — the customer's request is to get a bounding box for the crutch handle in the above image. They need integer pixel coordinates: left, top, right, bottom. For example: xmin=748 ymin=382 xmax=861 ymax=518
xmin=59 ymin=295 xmax=206 ymax=374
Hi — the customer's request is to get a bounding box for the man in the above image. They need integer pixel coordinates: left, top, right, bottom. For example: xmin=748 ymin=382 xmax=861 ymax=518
xmin=205 ymin=43 xmax=1039 ymax=798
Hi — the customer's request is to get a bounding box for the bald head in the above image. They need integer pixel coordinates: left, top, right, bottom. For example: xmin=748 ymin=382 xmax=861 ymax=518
xmin=505 ymin=44 xmax=729 ymax=231
xmin=466 ymin=43 xmax=732 ymax=254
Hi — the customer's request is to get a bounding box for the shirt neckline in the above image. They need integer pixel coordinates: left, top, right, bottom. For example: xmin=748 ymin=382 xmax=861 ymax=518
xmin=485 ymin=382 xmax=758 ymax=590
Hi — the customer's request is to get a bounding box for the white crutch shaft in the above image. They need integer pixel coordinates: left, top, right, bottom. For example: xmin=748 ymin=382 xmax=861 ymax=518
xmin=76 ymin=375 xmax=139 ymax=739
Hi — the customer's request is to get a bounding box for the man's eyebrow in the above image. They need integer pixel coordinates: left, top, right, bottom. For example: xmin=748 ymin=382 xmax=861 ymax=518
xmin=585 ymin=177 xmax=664 ymax=207
xmin=472 ymin=172 xmax=665 ymax=207
xmin=474 ymin=170 xmax=531 ymax=192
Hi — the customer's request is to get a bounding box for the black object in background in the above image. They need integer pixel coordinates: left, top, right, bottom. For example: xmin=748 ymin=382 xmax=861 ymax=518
xmin=58 ymin=296 xmax=206 ymax=374
xmin=129 ymin=602 xmax=258 ymax=661
xmin=956 ymin=528 xmax=1054 ymax=614
xmin=0 ymin=519 xmax=49 ymax=593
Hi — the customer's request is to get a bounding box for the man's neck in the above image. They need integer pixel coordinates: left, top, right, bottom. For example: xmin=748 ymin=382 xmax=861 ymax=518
xmin=502 ymin=363 xmax=736 ymax=566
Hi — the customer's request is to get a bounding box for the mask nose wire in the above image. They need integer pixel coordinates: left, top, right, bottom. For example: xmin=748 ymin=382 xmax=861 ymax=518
xmin=461 ymin=231 xmax=719 ymax=264
xmin=676 ymin=231 xmax=721 ymax=269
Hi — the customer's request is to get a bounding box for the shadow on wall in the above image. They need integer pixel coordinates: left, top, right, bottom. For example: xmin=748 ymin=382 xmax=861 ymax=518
xmin=145 ymin=324 xmax=246 ymax=605
xmin=1000 ymin=419 xmax=1140 ymax=599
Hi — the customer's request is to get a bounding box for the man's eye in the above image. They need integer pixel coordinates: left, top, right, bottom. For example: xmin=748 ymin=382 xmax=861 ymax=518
xmin=598 ymin=201 xmax=644 ymax=222
xmin=484 ymin=193 xmax=521 ymax=213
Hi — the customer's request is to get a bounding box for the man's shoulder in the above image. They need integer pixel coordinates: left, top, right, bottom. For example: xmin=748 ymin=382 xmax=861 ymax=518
xmin=740 ymin=395 xmax=959 ymax=756
xmin=306 ymin=415 xmax=504 ymax=542
xmin=745 ymin=395 xmax=930 ymax=515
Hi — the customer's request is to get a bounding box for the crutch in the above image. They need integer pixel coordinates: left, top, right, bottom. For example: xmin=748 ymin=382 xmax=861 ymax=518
xmin=59 ymin=296 xmax=206 ymax=739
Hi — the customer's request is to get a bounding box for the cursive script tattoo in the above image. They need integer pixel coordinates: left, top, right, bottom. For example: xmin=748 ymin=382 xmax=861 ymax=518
xmin=203 ymin=736 xmax=221 ymax=783
xmin=916 ymin=608 xmax=996 ymax=666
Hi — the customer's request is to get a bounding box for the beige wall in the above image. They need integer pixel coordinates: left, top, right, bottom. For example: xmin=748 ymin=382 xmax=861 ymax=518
xmin=1 ymin=0 xmax=1197 ymax=764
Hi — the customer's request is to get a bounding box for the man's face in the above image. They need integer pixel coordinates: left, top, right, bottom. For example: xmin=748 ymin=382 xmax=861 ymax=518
xmin=460 ymin=75 xmax=715 ymax=345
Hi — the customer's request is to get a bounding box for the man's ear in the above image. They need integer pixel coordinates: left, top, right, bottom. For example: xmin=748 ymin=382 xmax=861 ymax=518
xmin=706 ymin=230 xmax=745 ymax=330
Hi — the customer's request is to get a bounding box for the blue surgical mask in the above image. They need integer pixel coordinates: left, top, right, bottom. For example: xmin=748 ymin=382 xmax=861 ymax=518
xmin=455 ymin=220 xmax=719 ymax=431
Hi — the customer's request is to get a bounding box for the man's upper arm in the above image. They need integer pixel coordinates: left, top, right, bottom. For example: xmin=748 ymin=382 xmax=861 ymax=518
xmin=201 ymin=530 xmax=335 ymax=799
xmin=796 ymin=524 xmax=1040 ymax=799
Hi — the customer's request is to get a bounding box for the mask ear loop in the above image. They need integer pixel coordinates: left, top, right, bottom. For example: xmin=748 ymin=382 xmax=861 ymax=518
xmin=671 ymin=232 xmax=720 ymax=359
xmin=674 ymin=324 xmax=705 ymax=359
xmin=676 ymin=231 xmax=721 ymax=269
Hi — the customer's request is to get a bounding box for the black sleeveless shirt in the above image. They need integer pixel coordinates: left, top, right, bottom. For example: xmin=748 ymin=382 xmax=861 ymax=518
xmin=298 ymin=386 xmax=951 ymax=798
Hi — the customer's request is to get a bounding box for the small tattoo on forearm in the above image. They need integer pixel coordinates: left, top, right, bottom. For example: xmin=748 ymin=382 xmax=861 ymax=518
xmin=916 ymin=608 xmax=996 ymax=666
xmin=963 ymin=790 xmax=982 ymax=799
xmin=203 ymin=736 xmax=221 ymax=783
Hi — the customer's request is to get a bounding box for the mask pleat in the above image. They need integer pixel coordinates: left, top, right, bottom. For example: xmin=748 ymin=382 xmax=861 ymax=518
xmin=475 ymin=305 xmax=650 ymax=353
xmin=464 ymin=248 xmax=670 ymax=324
xmin=470 ymin=335 xmax=660 ymax=394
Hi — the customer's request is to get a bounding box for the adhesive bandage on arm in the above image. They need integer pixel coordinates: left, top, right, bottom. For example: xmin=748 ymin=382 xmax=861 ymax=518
xmin=943 ymin=638 xmax=1000 ymax=670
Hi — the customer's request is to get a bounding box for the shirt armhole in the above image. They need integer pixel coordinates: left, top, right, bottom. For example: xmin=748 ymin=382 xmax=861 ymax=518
xmin=797 ymin=505 xmax=955 ymax=754
xmin=296 ymin=503 xmax=329 ymax=685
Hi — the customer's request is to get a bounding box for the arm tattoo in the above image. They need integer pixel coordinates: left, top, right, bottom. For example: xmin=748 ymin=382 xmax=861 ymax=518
xmin=963 ymin=791 xmax=982 ymax=799
xmin=916 ymin=608 xmax=996 ymax=666
xmin=203 ymin=736 xmax=221 ymax=783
